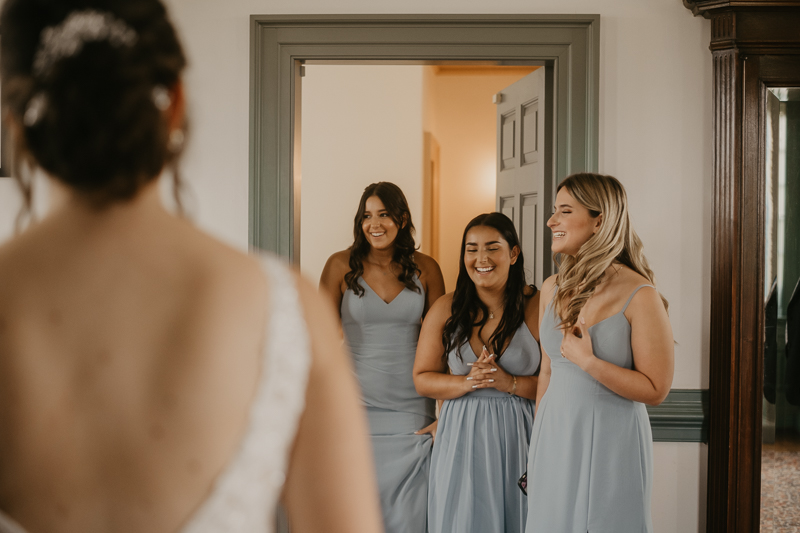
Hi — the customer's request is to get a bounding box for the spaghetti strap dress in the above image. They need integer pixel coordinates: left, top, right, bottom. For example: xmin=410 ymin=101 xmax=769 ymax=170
xmin=428 ymin=321 xmax=541 ymax=533
xmin=525 ymin=284 xmax=655 ymax=533
xmin=341 ymin=275 xmax=434 ymax=533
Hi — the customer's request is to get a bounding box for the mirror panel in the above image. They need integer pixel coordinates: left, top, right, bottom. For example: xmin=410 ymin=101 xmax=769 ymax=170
xmin=761 ymin=86 xmax=800 ymax=531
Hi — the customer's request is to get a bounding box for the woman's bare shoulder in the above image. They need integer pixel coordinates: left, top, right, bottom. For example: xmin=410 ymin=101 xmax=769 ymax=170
xmin=414 ymin=251 xmax=441 ymax=272
xmin=322 ymin=249 xmax=351 ymax=273
xmin=540 ymin=275 xmax=558 ymax=298
xmin=612 ymin=265 xmax=662 ymax=310
xmin=614 ymin=265 xmax=656 ymax=293
xmin=524 ymin=285 xmax=541 ymax=308
xmin=426 ymin=291 xmax=453 ymax=321
xmin=413 ymin=251 xmax=444 ymax=290
xmin=176 ymin=222 xmax=266 ymax=286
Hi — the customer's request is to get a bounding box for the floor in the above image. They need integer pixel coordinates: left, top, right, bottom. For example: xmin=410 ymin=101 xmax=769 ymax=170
xmin=761 ymin=431 xmax=800 ymax=532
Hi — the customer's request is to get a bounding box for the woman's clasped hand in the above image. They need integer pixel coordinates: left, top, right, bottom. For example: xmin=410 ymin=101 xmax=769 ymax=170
xmin=465 ymin=347 xmax=515 ymax=393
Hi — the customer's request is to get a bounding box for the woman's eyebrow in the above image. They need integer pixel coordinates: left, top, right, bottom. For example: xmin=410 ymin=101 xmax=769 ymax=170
xmin=465 ymin=241 xmax=501 ymax=246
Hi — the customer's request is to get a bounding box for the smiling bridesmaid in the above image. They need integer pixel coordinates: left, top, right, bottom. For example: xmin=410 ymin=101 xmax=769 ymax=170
xmin=320 ymin=182 xmax=445 ymax=533
xmin=414 ymin=212 xmax=540 ymax=533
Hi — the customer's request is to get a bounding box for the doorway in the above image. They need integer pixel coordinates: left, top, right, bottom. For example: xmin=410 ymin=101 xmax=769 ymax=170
xmin=247 ymin=14 xmax=600 ymax=261
xmin=299 ymin=63 xmax=540 ymax=289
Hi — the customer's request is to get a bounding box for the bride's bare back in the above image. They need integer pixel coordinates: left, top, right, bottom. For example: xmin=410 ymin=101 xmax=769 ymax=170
xmin=0 ymin=190 xmax=270 ymax=531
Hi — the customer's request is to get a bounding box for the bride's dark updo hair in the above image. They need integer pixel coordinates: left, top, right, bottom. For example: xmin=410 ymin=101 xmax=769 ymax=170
xmin=0 ymin=0 xmax=187 ymax=215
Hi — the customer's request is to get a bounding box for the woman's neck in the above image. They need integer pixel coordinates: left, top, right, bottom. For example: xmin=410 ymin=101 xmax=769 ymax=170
xmin=366 ymin=246 xmax=394 ymax=266
xmin=44 ymin=178 xmax=173 ymax=237
xmin=475 ymin=286 xmax=505 ymax=311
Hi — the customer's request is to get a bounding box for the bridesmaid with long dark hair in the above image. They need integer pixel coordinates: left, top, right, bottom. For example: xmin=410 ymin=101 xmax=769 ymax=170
xmin=413 ymin=212 xmax=540 ymax=533
xmin=320 ymin=182 xmax=445 ymax=533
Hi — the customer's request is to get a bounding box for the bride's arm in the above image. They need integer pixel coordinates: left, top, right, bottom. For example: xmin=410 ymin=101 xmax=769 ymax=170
xmin=282 ymin=275 xmax=383 ymax=533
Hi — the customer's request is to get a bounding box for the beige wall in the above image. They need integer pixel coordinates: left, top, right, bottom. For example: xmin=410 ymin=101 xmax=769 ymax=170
xmin=0 ymin=0 xmax=713 ymax=530
xmin=299 ymin=65 xmax=425 ymax=283
xmin=424 ymin=66 xmax=537 ymax=291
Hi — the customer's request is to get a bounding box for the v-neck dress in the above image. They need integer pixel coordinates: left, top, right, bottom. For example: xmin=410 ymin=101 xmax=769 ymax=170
xmin=525 ymin=285 xmax=655 ymax=533
xmin=341 ymin=275 xmax=434 ymax=533
xmin=428 ymin=321 xmax=541 ymax=533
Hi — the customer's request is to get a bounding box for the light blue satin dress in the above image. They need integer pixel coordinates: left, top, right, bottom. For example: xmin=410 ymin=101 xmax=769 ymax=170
xmin=341 ymin=276 xmax=434 ymax=533
xmin=428 ymin=322 xmax=540 ymax=533
xmin=526 ymin=285 xmax=655 ymax=533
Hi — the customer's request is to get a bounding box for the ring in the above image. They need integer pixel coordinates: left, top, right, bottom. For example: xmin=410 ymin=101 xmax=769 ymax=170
xmin=560 ymin=349 xmax=565 ymax=358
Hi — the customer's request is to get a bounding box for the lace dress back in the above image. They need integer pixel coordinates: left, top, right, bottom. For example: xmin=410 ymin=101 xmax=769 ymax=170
xmin=0 ymin=254 xmax=312 ymax=533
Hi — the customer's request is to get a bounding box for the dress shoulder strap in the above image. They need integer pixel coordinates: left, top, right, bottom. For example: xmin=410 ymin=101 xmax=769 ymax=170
xmin=181 ymin=252 xmax=312 ymax=532
xmin=621 ymin=284 xmax=656 ymax=313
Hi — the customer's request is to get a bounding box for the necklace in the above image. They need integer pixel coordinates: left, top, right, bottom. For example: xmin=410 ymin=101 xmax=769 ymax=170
xmin=488 ymin=304 xmax=503 ymax=320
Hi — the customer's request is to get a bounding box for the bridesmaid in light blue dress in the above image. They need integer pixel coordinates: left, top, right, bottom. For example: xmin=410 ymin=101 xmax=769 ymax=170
xmin=414 ymin=213 xmax=541 ymax=533
xmin=321 ymin=182 xmax=445 ymax=533
xmin=526 ymin=173 xmax=674 ymax=532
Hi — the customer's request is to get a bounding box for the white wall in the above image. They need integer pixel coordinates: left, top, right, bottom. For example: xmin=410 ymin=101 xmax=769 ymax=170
xmin=299 ymin=65 xmax=424 ymax=282
xmin=0 ymin=0 xmax=713 ymax=530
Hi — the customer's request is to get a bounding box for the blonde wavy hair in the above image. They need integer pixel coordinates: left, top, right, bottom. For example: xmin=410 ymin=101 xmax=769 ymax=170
xmin=553 ymin=173 xmax=668 ymax=331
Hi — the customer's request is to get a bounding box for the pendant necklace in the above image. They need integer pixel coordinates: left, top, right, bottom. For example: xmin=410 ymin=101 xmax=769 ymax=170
xmin=488 ymin=304 xmax=503 ymax=320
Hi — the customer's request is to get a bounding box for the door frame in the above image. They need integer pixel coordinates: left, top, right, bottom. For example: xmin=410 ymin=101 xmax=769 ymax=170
xmin=248 ymin=14 xmax=600 ymax=261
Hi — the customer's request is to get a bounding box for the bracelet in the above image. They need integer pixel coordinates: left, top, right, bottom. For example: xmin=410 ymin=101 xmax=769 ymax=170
xmin=508 ymin=375 xmax=517 ymax=396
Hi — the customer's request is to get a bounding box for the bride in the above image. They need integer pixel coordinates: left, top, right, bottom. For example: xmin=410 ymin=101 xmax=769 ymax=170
xmin=0 ymin=1 xmax=382 ymax=532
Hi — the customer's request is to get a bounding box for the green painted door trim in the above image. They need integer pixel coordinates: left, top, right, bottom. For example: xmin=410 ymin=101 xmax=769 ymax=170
xmin=248 ymin=14 xmax=600 ymax=260
xmin=647 ymin=389 xmax=709 ymax=443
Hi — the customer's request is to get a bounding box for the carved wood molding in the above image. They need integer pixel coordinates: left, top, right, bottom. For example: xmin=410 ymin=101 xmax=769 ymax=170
xmin=685 ymin=0 xmax=800 ymax=18
xmin=709 ymin=46 xmax=743 ymax=532
xmin=687 ymin=2 xmax=800 ymax=53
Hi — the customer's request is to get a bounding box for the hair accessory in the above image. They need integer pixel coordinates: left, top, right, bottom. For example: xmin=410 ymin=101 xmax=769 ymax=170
xmin=152 ymin=85 xmax=172 ymax=111
xmin=32 ymin=10 xmax=138 ymax=77
xmin=23 ymin=93 xmax=48 ymax=127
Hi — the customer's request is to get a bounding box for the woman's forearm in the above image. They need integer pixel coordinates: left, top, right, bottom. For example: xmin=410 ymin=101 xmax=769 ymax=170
xmin=582 ymin=356 xmax=669 ymax=406
xmin=414 ymin=371 xmax=471 ymax=400
xmin=511 ymin=375 xmax=538 ymax=401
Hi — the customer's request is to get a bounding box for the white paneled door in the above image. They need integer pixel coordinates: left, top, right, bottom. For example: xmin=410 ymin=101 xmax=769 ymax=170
xmin=495 ymin=68 xmax=550 ymax=287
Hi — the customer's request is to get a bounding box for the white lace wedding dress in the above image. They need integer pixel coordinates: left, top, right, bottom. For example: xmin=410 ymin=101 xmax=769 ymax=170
xmin=0 ymin=254 xmax=312 ymax=533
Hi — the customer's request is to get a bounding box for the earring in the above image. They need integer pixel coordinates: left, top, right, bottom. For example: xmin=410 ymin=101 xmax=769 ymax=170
xmin=168 ymin=129 xmax=185 ymax=152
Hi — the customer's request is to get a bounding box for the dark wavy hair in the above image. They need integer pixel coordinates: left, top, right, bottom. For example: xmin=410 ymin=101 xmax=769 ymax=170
xmin=1 ymin=0 xmax=187 ymax=225
xmin=344 ymin=182 xmax=420 ymax=297
xmin=442 ymin=212 xmax=536 ymax=361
